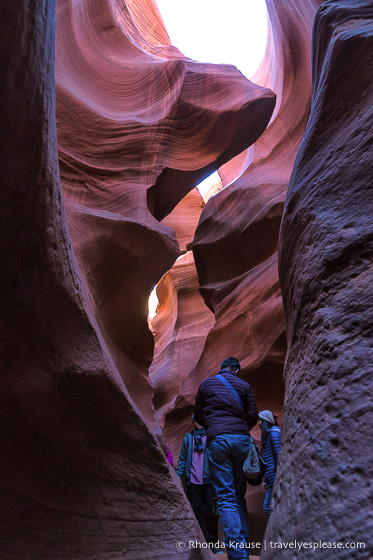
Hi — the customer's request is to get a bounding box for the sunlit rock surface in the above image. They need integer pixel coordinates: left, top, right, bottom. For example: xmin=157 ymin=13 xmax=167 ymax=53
xmin=150 ymin=251 xmax=215 ymax=424
xmin=55 ymin=0 xmax=276 ymax=430
xmin=263 ymin=1 xmax=373 ymax=557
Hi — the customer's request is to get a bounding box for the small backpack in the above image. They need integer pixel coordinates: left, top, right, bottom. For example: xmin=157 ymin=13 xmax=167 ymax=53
xmin=243 ymin=437 xmax=267 ymax=485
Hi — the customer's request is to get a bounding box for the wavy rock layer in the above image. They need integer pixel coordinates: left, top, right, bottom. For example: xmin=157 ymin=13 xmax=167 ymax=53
xmin=153 ymin=1 xmax=322 ymax=542
xmin=150 ymin=251 xmax=215 ymax=423
xmin=55 ymin=0 xmax=276 ymax=429
xmin=163 ymin=0 xmax=322 ymax=446
xmin=0 ymin=1 xmax=214 ymax=558
xmin=263 ymin=1 xmax=373 ymax=557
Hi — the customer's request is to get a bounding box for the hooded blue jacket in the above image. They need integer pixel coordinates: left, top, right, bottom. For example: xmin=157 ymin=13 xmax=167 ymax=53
xmin=175 ymin=430 xmax=212 ymax=484
xmin=263 ymin=426 xmax=281 ymax=487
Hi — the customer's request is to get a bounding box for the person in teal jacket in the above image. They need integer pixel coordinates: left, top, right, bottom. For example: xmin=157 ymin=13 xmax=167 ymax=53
xmin=176 ymin=416 xmax=220 ymax=553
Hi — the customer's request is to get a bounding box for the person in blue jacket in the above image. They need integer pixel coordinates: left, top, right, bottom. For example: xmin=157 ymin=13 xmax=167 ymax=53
xmin=176 ymin=416 xmax=220 ymax=552
xmin=258 ymin=410 xmax=281 ymax=518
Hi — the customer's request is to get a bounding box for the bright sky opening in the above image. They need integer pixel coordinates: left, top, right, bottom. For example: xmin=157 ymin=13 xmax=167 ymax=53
xmin=148 ymin=286 xmax=159 ymax=321
xmin=149 ymin=1 xmax=269 ymax=320
xmin=156 ymin=0 xmax=268 ymax=199
xmin=157 ymin=0 xmax=268 ymax=80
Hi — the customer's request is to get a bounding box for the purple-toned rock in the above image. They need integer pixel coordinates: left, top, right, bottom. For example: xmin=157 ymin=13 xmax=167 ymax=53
xmin=0 ymin=1 xmax=211 ymax=558
xmin=263 ymin=1 xmax=373 ymax=557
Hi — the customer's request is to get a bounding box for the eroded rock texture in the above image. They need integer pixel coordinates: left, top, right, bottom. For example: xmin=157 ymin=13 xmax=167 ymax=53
xmin=0 ymin=1 xmax=214 ymax=558
xmin=151 ymin=0 xmax=321 ymax=543
xmin=263 ymin=1 xmax=373 ymax=557
xmin=4 ymin=0 xmax=370 ymax=555
xmin=150 ymin=251 xmax=215 ymax=423
xmin=162 ymin=0 xmax=323 ymax=450
xmin=55 ymin=0 xmax=276 ymax=431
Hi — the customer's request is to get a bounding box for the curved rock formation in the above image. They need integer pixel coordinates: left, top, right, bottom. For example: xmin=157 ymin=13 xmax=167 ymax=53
xmin=155 ymin=1 xmax=322 ymax=543
xmin=163 ymin=0 xmax=322 ymax=446
xmin=0 ymin=1 xmax=214 ymax=558
xmin=263 ymin=1 xmax=373 ymax=557
xmin=150 ymin=251 xmax=215 ymax=424
xmin=5 ymin=0 xmax=370 ymax=556
xmin=55 ymin=0 xmax=276 ymax=430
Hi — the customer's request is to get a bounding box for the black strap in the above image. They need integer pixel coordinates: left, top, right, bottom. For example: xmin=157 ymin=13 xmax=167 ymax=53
xmin=216 ymin=374 xmax=244 ymax=409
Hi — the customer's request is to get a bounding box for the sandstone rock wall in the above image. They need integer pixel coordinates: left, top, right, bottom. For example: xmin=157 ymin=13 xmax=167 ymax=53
xmin=55 ymin=0 xmax=276 ymax=433
xmin=263 ymin=1 xmax=373 ymax=557
xmin=0 ymin=1 xmax=213 ymax=558
xmin=162 ymin=0 xmax=323 ymax=455
xmin=3 ymin=0 xmax=370 ymax=556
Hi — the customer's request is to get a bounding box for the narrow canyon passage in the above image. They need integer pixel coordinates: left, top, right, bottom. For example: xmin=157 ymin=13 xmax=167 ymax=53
xmin=0 ymin=0 xmax=372 ymax=559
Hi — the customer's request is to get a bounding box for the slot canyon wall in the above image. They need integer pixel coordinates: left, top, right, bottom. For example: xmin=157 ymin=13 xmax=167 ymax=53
xmin=263 ymin=1 xmax=373 ymax=557
xmin=55 ymin=0 xmax=276 ymax=439
xmin=156 ymin=0 xmax=324 ymax=444
xmin=1 ymin=0 xmax=371 ymax=559
xmin=0 ymin=1 xmax=217 ymax=558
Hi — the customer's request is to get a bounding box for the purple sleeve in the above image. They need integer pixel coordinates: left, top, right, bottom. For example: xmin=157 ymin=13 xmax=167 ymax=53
xmin=167 ymin=449 xmax=173 ymax=467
